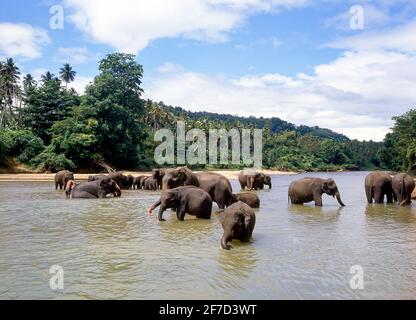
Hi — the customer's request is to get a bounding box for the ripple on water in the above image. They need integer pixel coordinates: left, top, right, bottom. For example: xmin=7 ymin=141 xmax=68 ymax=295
xmin=1 ymin=175 xmax=416 ymax=299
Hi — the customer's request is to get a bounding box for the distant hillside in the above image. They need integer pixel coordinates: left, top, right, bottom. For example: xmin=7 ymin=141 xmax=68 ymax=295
xmin=162 ymin=105 xmax=350 ymax=142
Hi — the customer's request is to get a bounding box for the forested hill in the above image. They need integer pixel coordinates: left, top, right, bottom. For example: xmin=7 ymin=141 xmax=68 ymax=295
xmin=163 ymin=105 xmax=349 ymax=142
xmin=2 ymin=53 xmax=412 ymax=173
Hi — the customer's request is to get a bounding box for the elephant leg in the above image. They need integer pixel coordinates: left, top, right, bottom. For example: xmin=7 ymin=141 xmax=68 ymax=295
xmin=313 ymin=193 xmax=323 ymax=206
xmin=55 ymin=183 xmax=59 ymax=190
xmin=374 ymin=191 xmax=383 ymax=204
xmin=365 ymin=186 xmax=373 ymax=204
xmin=176 ymin=206 xmax=186 ymax=221
xmin=386 ymin=192 xmax=393 ymax=204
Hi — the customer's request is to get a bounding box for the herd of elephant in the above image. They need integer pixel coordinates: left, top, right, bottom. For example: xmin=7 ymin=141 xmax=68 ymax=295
xmin=54 ymin=168 xmax=416 ymax=250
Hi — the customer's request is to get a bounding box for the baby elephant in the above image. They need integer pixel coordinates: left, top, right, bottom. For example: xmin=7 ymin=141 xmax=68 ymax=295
xmin=289 ymin=177 xmax=345 ymax=207
xmin=148 ymin=186 xmax=212 ymax=221
xmin=219 ymin=201 xmax=256 ymax=250
xmin=234 ymin=192 xmax=260 ymax=208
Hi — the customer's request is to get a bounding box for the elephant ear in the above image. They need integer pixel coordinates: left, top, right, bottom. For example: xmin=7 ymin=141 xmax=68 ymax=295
xmin=322 ymin=181 xmax=329 ymax=193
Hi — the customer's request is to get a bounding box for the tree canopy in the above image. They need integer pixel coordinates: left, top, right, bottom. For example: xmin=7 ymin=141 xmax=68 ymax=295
xmin=0 ymin=53 xmax=411 ymax=173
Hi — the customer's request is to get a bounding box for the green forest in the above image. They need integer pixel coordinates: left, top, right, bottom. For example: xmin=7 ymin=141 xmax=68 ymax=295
xmin=0 ymin=53 xmax=415 ymax=173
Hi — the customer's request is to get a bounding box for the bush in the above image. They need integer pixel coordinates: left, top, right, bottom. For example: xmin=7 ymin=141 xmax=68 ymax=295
xmin=32 ymin=149 xmax=75 ymax=172
xmin=0 ymin=128 xmax=45 ymax=165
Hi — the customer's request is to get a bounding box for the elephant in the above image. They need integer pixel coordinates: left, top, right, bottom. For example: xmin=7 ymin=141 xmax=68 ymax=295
xmin=152 ymin=169 xmax=165 ymax=189
xmin=88 ymin=175 xmax=107 ymax=182
xmin=108 ymin=172 xmax=125 ymax=189
xmin=125 ymin=174 xmax=134 ymax=190
xmin=364 ymin=172 xmax=394 ymax=204
xmin=144 ymin=178 xmax=158 ymax=191
xmin=161 ymin=167 xmax=234 ymax=209
xmin=238 ymin=170 xmax=270 ymax=190
xmin=218 ymin=201 xmax=256 ymax=250
xmin=140 ymin=176 xmax=151 ymax=189
xmin=148 ymin=186 xmax=212 ymax=221
xmin=65 ymin=180 xmax=78 ymax=199
xmin=264 ymin=175 xmax=272 ymax=189
xmin=288 ymin=177 xmax=346 ymax=207
xmin=392 ymin=173 xmax=415 ymax=206
xmin=238 ymin=170 xmax=262 ymax=191
xmin=234 ymin=192 xmax=260 ymax=208
xmin=133 ymin=175 xmax=146 ymax=189
xmin=55 ymin=170 xmax=74 ymax=190
xmin=413 ymin=185 xmax=416 ymax=199
xmin=71 ymin=177 xmax=121 ymax=199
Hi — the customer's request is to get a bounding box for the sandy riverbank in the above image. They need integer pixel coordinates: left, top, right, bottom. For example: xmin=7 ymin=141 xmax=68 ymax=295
xmin=0 ymin=169 xmax=297 ymax=182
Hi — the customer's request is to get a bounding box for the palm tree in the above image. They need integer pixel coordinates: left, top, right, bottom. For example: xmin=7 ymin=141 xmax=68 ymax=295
xmin=59 ymin=63 xmax=76 ymax=90
xmin=23 ymin=74 xmax=36 ymax=89
xmin=0 ymin=58 xmax=21 ymax=127
xmin=41 ymin=71 xmax=55 ymax=82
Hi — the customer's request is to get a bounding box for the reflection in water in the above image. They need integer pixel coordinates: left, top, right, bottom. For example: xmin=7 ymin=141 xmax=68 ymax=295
xmin=365 ymin=204 xmax=416 ymax=224
xmin=288 ymin=204 xmax=343 ymax=223
xmin=1 ymin=172 xmax=416 ymax=299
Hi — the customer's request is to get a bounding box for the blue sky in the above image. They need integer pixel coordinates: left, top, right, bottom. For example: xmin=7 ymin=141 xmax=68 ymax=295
xmin=1 ymin=0 xmax=416 ymax=141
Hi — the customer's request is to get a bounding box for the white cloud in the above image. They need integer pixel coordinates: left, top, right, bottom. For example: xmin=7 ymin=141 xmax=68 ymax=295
xmin=156 ymin=62 xmax=184 ymax=74
xmin=0 ymin=23 xmax=49 ymax=60
xmin=325 ymin=4 xmax=391 ymax=30
xmin=145 ymin=48 xmax=416 ymax=141
xmin=68 ymin=76 xmax=93 ymax=94
xmin=64 ymin=0 xmax=311 ymax=53
xmin=327 ymin=20 xmax=416 ymax=52
xmin=56 ymin=47 xmax=88 ymax=64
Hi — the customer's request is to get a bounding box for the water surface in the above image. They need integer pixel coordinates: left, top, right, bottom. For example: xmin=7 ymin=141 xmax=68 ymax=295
xmin=0 ymin=172 xmax=415 ymax=299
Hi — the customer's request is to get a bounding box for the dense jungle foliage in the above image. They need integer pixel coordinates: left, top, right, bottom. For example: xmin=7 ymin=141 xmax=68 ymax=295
xmin=0 ymin=53 xmax=413 ymax=173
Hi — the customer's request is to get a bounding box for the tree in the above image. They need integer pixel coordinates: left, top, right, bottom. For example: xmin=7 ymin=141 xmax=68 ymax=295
xmin=23 ymin=74 xmax=36 ymax=90
xmin=59 ymin=63 xmax=76 ymax=90
xmin=0 ymin=58 xmax=21 ymax=127
xmin=22 ymin=75 xmax=76 ymax=143
xmin=41 ymin=71 xmax=56 ymax=83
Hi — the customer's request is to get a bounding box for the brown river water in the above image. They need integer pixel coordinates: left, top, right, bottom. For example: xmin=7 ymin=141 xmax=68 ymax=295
xmin=0 ymin=171 xmax=415 ymax=299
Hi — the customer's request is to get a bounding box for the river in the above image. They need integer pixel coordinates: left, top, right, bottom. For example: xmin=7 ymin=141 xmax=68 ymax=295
xmin=0 ymin=171 xmax=415 ymax=299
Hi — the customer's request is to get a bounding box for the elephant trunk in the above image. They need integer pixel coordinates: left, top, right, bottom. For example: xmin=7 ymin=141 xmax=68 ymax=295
xmin=221 ymin=234 xmax=232 ymax=250
xmin=335 ymin=191 xmax=346 ymax=207
xmin=158 ymin=204 xmax=167 ymax=221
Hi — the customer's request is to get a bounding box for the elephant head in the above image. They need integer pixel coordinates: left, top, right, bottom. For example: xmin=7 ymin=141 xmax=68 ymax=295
xmin=99 ymin=178 xmax=121 ymax=198
xmin=64 ymin=172 xmax=74 ymax=184
xmin=264 ymin=175 xmax=272 ymax=189
xmin=161 ymin=167 xmax=198 ymax=190
xmin=321 ymin=178 xmax=345 ymax=206
xmin=158 ymin=189 xmax=179 ymax=221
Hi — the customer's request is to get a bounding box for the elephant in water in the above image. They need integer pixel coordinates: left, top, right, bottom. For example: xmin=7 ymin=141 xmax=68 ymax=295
xmin=392 ymin=173 xmax=415 ymax=206
xmin=234 ymin=191 xmax=260 ymax=208
xmin=148 ymin=186 xmax=212 ymax=221
xmin=71 ymin=178 xmax=121 ymax=199
xmin=55 ymin=170 xmax=74 ymax=190
xmin=364 ymin=172 xmax=394 ymax=204
xmin=288 ymin=177 xmax=345 ymax=207
xmin=161 ymin=167 xmax=234 ymax=209
xmin=218 ymin=201 xmax=256 ymax=250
